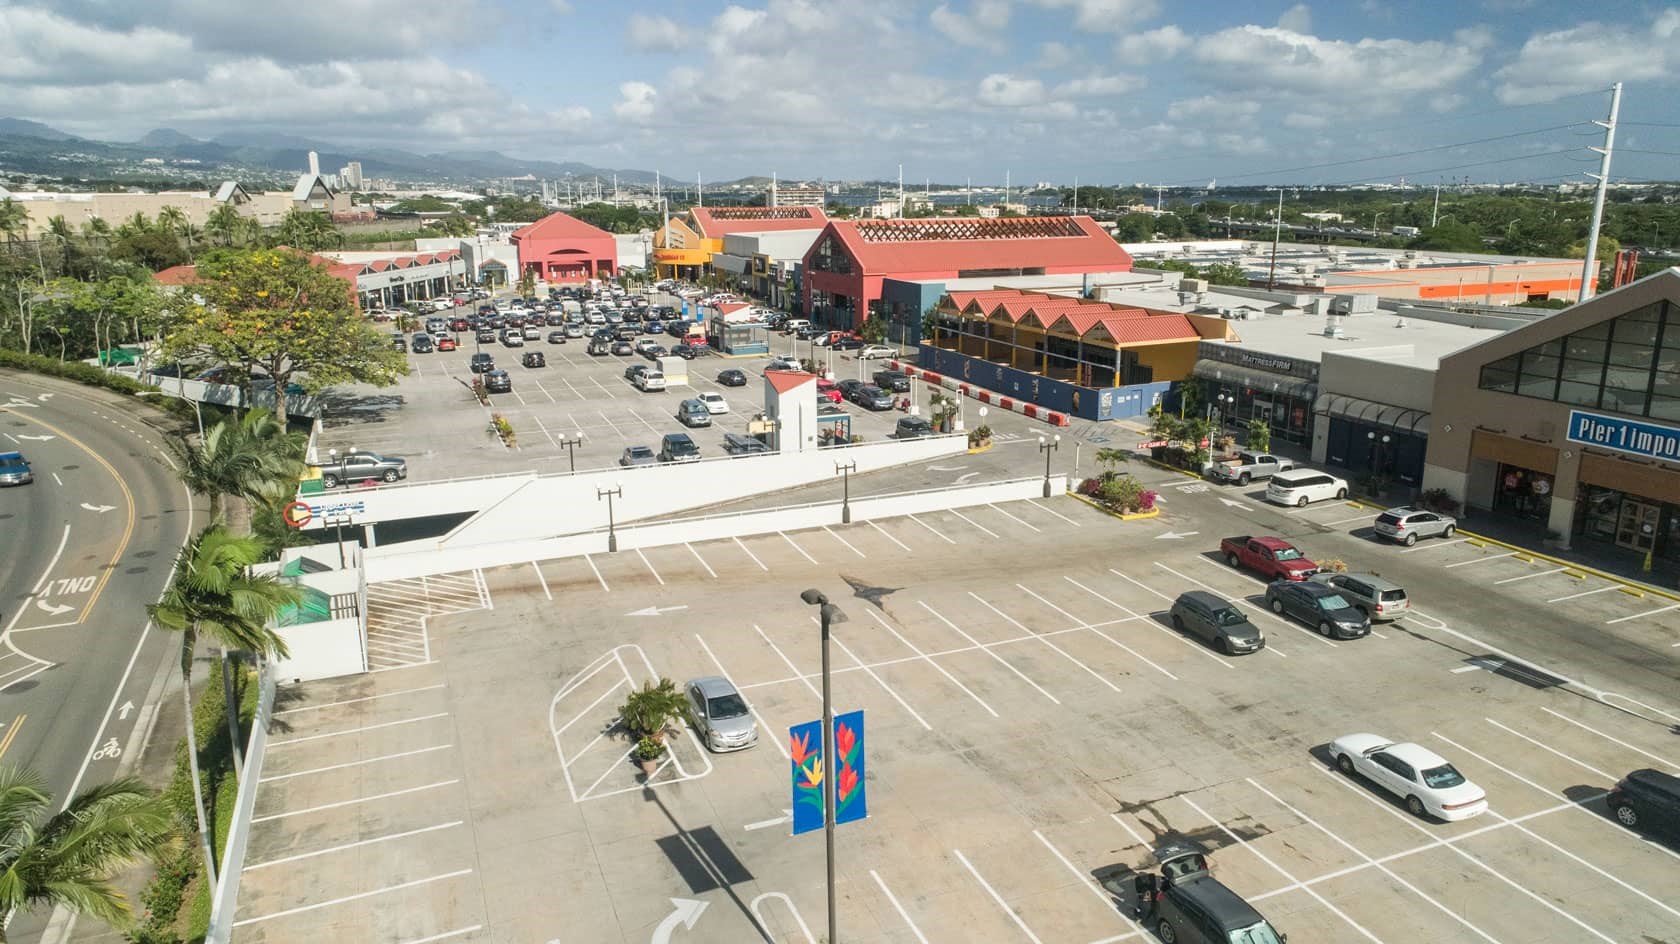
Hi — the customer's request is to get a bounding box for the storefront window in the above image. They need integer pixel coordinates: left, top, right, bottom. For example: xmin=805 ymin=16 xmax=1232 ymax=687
xmin=1495 ymin=464 xmax=1553 ymax=522
xmin=1476 ymin=300 xmax=1677 ymax=420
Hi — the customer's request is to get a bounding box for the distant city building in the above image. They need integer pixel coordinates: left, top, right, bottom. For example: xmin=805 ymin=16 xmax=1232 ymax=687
xmin=0 ymin=170 xmax=367 ymax=238
xmin=336 ymin=162 xmax=364 ymax=191
xmin=509 ymin=211 xmax=618 ymax=283
xmin=771 ymin=185 xmax=825 ymax=208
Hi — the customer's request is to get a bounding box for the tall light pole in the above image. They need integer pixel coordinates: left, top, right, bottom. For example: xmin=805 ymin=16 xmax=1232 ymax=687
xmin=1038 ymin=434 xmax=1060 ymax=497
xmin=835 ymin=460 xmax=856 ymax=524
xmin=597 ymin=483 xmax=622 ymax=552
xmin=1266 ymin=187 xmax=1284 ymax=290
xmin=559 ymin=431 xmax=584 ymax=473
xmin=1579 ymin=82 xmax=1622 ymax=301
xmin=799 ymin=588 xmax=847 ymax=944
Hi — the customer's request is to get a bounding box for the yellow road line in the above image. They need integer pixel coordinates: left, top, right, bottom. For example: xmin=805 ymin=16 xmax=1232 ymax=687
xmin=0 ymin=715 xmax=28 ymax=762
xmin=5 ymin=411 xmax=137 ymax=625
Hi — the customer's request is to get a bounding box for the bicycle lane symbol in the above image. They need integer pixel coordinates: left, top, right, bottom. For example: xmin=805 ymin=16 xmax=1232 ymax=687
xmin=91 ymin=738 xmax=122 ymax=761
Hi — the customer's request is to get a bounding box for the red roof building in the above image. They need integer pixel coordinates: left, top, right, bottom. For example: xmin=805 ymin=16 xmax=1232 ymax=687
xmin=511 ymin=212 xmax=618 ymax=283
xmin=802 ymin=215 xmax=1133 ymax=331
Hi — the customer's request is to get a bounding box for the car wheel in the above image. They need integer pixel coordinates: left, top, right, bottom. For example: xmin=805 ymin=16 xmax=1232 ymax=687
xmin=1297 ymin=496 xmax=1309 ymax=507
xmin=382 ymin=469 xmax=399 ymax=482
xmin=1406 ymin=795 xmax=1427 ymax=818
xmin=322 ymin=474 xmax=339 ymax=489
xmin=1404 ymin=532 xmax=1418 ymax=546
xmin=1228 ymin=553 xmax=1241 ymax=568
xmin=1238 ymin=473 xmax=1251 ymax=486
xmin=1270 ymin=597 xmax=1284 ymax=614
xmin=1318 ymin=621 xmax=1333 ymax=637
xmin=1336 ymin=754 xmax=1355 ymax=775
xmin=1217 ymin=637 xmax=1231 ymax=654
xmin=1171 ymin=614 xmax=1185 ymax=631
xmin=1157 ymin=919 xmax=1178 ymax=944
xmin=1613 ymin=803 xmax=1640 ymax=828
xmin=1336 ymin=487 xmax=1347 ymax=499
xmin=1442 ymin=525 xmax=1455 ymax=538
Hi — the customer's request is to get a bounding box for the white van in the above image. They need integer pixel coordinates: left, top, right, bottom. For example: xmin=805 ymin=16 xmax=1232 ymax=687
xmin=782 ymin=319 xmax=810 ymax=334
xmin=1266 ymin=469 xmax=1349 ymax=507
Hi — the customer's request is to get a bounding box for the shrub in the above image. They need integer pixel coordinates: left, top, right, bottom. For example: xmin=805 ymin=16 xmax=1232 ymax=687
xmin=1137 ymin=489 xmax=1159 ymax=512
xmin=1099 ymin=475 xmax=1145 ymax=512
xmin=632 ymin=736 xmax=666 ymax=762
xmin=1317 ymin=558 xmax=1349 ymax=573
xmin=1419 ymin=487 xmax=1460 ymax=514
xmin=1077 ymin=477 xmax=1102 ymax=496
xmin=967 ymin=424 xmax=993 ymax=447
xmin=0 ymin=348 xmax=197 ymax=423
xmin=489 ymin=413 xmax=516 ymax=446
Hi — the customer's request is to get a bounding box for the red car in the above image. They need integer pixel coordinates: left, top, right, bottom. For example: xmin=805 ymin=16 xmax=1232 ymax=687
xmin=815 ymin=379 xmax=843 ymax=403
xmin=450 ymin=317 xmax=469 ymax=331
xmin=436 ymin=336 xmax=457 ymax=351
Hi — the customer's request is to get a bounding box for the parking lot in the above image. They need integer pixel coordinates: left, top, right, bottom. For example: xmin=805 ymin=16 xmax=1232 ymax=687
xmin=230 ymin=481 xmax=1680 ymax=943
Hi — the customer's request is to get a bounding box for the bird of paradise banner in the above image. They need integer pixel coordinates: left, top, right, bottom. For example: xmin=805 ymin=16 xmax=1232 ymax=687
xmin=789 ymin=710 xmax=866 ymax=836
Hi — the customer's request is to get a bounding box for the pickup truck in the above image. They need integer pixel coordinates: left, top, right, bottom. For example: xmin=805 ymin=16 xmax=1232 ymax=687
xmin=1211 ymin=451 xmax=1294 ymax=485
xmin=1219 ymin=535 xmax=1318 ymax=581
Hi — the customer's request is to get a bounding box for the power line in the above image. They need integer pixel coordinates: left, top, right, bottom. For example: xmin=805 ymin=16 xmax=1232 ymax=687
xmin=1311 ymin=150 xmax=1581 ymax=188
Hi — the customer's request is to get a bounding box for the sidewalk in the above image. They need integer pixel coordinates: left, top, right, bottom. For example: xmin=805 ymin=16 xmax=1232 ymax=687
xmin=1451 ymin=511 xmax=1680 ymax=600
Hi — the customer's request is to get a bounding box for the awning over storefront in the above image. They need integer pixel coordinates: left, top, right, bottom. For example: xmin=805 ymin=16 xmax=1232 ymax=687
xmin=1313 ymin=393 xmax=1432 ymax=436
xmin=711 ymin=253 xmax=750 ymax=275
xmin=1192 ymin=359 xmax=1316 ymax=401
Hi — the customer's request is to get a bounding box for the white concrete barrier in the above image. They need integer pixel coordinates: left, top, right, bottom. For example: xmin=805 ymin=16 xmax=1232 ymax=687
xmin=205 ymin=663 xmax=277 ymax=944
xmin=364 ymin=475 xmax=1066 ymax=582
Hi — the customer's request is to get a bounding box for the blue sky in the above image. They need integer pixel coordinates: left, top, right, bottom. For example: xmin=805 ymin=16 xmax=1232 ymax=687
xmin=4 ymin=1 xmax=1679 ymax=185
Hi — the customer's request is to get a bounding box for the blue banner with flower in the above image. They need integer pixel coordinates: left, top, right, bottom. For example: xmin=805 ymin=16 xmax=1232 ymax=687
xmin=789 ymin=710 xmax=866 ymax=836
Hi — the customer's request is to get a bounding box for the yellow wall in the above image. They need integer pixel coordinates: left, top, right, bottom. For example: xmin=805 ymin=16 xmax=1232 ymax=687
xmin=1133 ymin=340 xmax=1200 ymax=382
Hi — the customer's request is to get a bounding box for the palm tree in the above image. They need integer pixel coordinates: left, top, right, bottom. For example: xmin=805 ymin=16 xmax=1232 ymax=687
xmin=0 ymin=766 xmax=172 ymax=941
xmin=47 ymin=216 xmax=76 ymax=278
xmin=0 ymin=197 xmax=27 ymax=244
xmin=171 ymin=409 xmax=303 ymax=522
xmin=205 ymin=204 xmax=241 ymax=248
xmin=147 ymin=526 xmax=297 ymax=892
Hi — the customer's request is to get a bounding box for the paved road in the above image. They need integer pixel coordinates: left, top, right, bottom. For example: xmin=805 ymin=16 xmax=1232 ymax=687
xmin=0 ymin=373 xmax=196 ymax=940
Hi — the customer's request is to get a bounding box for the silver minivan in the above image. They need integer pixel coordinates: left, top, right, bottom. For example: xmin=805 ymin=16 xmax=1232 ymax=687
xmin=1310 ymin=572 xmax=1410 ymax=621
xmin=1266 ymin=469 xmax=1348 ymax=507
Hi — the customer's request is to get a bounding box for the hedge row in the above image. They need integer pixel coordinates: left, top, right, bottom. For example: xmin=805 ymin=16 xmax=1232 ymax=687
xmin=0 ymin=348 xmax=198 ymax=423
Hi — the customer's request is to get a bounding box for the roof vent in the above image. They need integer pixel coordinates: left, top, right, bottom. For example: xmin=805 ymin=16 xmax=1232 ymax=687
xmin=1395 ymin=316 xmax=1408 ymax=328
xmin=1324 ymin=313 xmax=1346 ymax=338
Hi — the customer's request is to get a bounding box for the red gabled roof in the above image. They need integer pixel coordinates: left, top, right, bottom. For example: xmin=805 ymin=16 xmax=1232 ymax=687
xmin=511 ymin=211 xmax=616 ymax=242
xmin=765 ymin=370 xmax=816 ymax=394
xmin=950 ymin=289 xmax=1036 ymax=313
xmin=154 ymin=265 xmax=200 ymax=286
xmin=819 ymin=215 xmax=1132 ymax=275
xmin=986 ymin=295 xmax=1058 ymax=323
xmin=1099 ymin=314 xmax=1197 ymax=344
xmin=716 ymin=302 xmax=751 ymax=314
xmin=415 ymin=253 xmax=435 ymax=265
xmin=690 ymin=206 xmax=829 ymax=239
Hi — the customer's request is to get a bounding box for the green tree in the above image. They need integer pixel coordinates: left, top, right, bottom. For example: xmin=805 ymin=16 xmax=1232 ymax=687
xmin=1415 ymin=219 xmax=1486 ymax=253
xmin=859 ymin=313 xmax=888 ymax=344
xmin=1246 ymin=418 xmax=1271 ymax=452
xmin=0 ymin=767 xmax=172 ymax=940
xmin=205 ymin=204 xmax=243 ymax=247
xmin=171 ymin=408 xmax=303 ymax=522
xmin=1200 ymin=262 xmax=1250 ymax=287
xmin=0 ymin=197 xmax=26 ymax=244
xmin=1113 ymin=213 xmax=1156 ymax=243
xmin=160 ymin=249 xmax=408 ymax=422
xmin=147 ymin=526 xmax=298 ymax=893
xmin=110 ymin=228 xmax=188 ymax=271
xmin=275 ymin=209 xmax=341 ymax=252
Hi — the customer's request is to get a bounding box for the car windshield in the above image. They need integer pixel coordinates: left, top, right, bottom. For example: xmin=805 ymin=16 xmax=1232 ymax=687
xmin=1316 ymin=593 xmax=1351 ymax=610
xmin=1215 ymin=608 xmax=1248 ymax=627
xmin=1273 ymin=547 xmax=1303 ymax=561
xmin=628 ymin=448 xmax=652 ymax=458
xmin=707 ymin=694 xmax=749 ymax=720
xmin=1229 ymin=922 xmax=1285 ymax=944
xmin=1422 ymin=763 xmax=1467 ymax=788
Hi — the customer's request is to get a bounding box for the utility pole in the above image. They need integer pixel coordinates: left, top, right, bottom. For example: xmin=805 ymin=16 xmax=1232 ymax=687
xmin=771 ymin=171 xmax=777 ymax=208
xmin=698 ymin=172 xmax=703 ymax=207
xmin=1579 ymin=81 xmax=1622 ymax=301
xmin=1073 ymin=175 xmax=1078 ymax=214
xmin=1005 ymin=169 xmax=1010 ymax=206
xmin=1432 ymin=182 xmax=1440 ymax=228
xmin=1155 ymin=185 xmax=1165 ymax=211
xmin=897 ymin=163 xmax=904 ymax=218
xmin=1267 ymin=188 xmax=1284 ymax=290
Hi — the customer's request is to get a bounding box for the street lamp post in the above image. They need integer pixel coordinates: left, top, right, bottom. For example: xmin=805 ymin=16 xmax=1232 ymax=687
xmin=835 ymin=460 xmax=856 ymax=524
xmin=1367 ymin=431 xmax=1392 ymax=477
xmin=559 ymin=432 xmax=584 ymax=473
xmin=798 ymin=588 xmax=848 ymax=944
xmin=597 ymin=483 xmax=622 ymax=552
xmin=1038 ymin=434 xmax=1060 ymax=498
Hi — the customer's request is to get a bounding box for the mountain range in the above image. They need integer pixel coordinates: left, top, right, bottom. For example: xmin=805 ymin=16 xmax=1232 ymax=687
xmin=0 ymin=118 xmax=661 ymax=186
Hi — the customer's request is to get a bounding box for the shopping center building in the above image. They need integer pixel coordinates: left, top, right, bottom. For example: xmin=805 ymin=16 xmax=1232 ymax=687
xmin=652 ymin=206 xmax=829 ymax=280
xmin=1424 ymin=268 xmax=1680 ymax=566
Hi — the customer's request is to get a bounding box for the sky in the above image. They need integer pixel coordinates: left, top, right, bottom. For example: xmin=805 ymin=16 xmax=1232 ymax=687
xmin=3 ymin=0 xmax=1679 ymax=186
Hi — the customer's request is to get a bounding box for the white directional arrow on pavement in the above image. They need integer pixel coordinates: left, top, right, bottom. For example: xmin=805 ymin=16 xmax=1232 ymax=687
xmin=3 ymin=400 xmax=39 ymax=409
xmin=1154 ymin=531 xmax=1201 ymax=540
xmin=1219 ymin=498 xmax=1250 ymax=509
xmin=37 ymin=393 xmax=53 ymax=400
xmin=118 ymin=701 xmax=136 ymax=720
xmin=927 ymin=464 xmax=968 ymax=472
xmin=36 ymin=599 xmax=74 ymax=616
xmin=955 ymin=471 xmax=981 ymax=484
xmin=744 ymin=809 xmax=793 ymax=831
xmin=15 ymin=434 xmax=54 ymax=442
xmin=651 ymin=898 xmax=708 ymax=944
xmin=626 ymin=605 xmax=690 ymax=617
xmin=81 ymin=502 xmax=116 ymax=513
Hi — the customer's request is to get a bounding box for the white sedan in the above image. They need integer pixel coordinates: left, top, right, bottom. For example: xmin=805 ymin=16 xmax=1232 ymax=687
xmin=858 ymin=345 xmax=894 ymax=360
xmin=696 ymin=391 xmax=730 ymax=414
xmin=1330 ymin=733 xmax=1488 ymax=821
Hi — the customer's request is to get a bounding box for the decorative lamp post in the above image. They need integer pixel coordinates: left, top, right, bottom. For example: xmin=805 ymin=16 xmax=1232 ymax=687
xmin=597 ymin=483 xmax=622 ymax=552
xmin=560 ymin=432 xmax=584 ymax=473
xmin=798 ymin=588 xmax=848 ymax=944
xmin=1038 ymin=434 xmax=1060 ymax=498
xmin=835 ymin=460 xmax=857 ymax=524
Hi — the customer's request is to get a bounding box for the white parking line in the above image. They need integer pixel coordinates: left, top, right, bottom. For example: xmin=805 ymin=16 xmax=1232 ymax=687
xmin=509 ymin=386 xmax=529 ymax=406
xmin=1034 ymin=829 xmax=1148 ymax=936
xmin=733 ymin=536 xmax=770 ymax=571
xmin=595 ymin=410 xmax=624 ymax=439
xmin=685 ymin=542 xmax=718 ymax=578
xmin=1494 ymin=566 xmax=1568 ymax=585
xmin=824 ymin=625 xmax=932 ymax=730
xmin=780 ymin=531 xmax=819 ymax=564
xmin=252 ymin=779 xmax=460 ymax=823
xmin=531 ymin=378 xmax=558 ymax=403
xmin=244 ymin=821 xmax=464 ymax=871
xmin=529 ymin=413 xmax=559 ymax=449
xmin=1606 ymin=601 xmax=1680 ymax=624
xmin=561 ymin=376 xmax=588 ymax=399
xmin=627 ymin=407 xmax=663 ymax=434
xmin=532 ymin=561 xmax=552 ymax=600
xmin=1167 ymin=561 xmax=1337 ymax=648
xmin=1093 ymin=570 xmax=1236 ymax=668
xmin=1024 ymin=582 xmax=1182 ymax=679
xmin=1108 ymin=812 xmax=1150 ymax=848
xmin=274 ymin=683 xmax=446 ymax=716
xmin=1180 ymin=795 xmax=1383 ymax=943
xmin=969 ymin=592 xmax=1122 ymax=693
xmin=583 ymin=553 xmax=610 ymax=592
xmin=695 ymin=633 xmax=789 ymax=761
xmin=869 ymin=870 xmax=930 ymax=944
xmin=589 ymin=376 xmax=619 ymax=399
xmin=1313 ymin=765 xmax=1615 ymax=943
xmin=1323 ymin=513 xmax=1376 ymax=526
xmin=260 ymin=744 xmax=454 ymax=783
xmin=824 ymin=526 xmax=867 ymax=558
xmin=232 ymin=869 xmax=475 ymax=927
xmin=267 ymin=712 xmax=450 ymax=748
xmin=919 ymin=601 xmax=1060 ymax=704
xmin=1402 ymin=537 xmax=1470 ymax=553
xmin=1485 ymin=717 xmax=1614 ymax=779
xmin=1024 ymin=498 xmax=1080 ymax=526
xmin=1443 ymin=551 xmax=1519 ymax=568
xmin=949 ymin=509 xmax=1000 ymax=539
xmin=397 ymin=927 xmax=485 ymax=944
xmin=1538 ymin=706 xmax=1680 ymax=771
xmin=868 ymin=520 xmax=914 ymax=551
xmin=1546 ymin=585 xmax=1618 ymax=603
xmin=1246 ymin=778 xmax=1501 ymax=943
xmin=635 ymin=548 xmax=665 ymax=585
xmin=988 ymin=503 xmax=1041 ymax=532
xmin=953 ymin=848 xmax=1045 ymax=944
xmin=863 ymin=609 xmax=998 ymax=718
xmin=907 ymin=514 xmax=957 ymax=545
xmin=755 ymin=624 xmax=822 ymax=701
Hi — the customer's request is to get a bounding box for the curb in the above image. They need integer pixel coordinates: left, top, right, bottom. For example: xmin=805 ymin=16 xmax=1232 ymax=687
xmin=966 ymin=442 xmax=995 ymax=455
xmin=1067 ymin=491 xmax=1163 ymax=521
xmin=1453 ymin=529 xmax=1680 ymax=603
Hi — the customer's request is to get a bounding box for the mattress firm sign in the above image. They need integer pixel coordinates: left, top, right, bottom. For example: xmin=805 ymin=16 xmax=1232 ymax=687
xmin=1567 ymin=410 xmax=1680 ymax=463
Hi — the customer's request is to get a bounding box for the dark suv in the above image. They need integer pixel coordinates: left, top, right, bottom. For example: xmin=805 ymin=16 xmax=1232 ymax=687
xmin=1608 ymin=768 xmax=1680 ymax=837
xmin=1169 ymin=591 xmax=1264 ymax=655
xmin=484 ymin=369 xmax=512 ymax=393
xmin=872 ymin=369 xmax=910 ymax=392
xmin=1099 ymin=841 xmax=1287 ymax=944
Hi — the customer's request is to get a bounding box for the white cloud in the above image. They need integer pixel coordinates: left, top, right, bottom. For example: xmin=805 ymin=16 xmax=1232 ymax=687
xmin=930 ymin=1 xmax=1011 ymax=50
xmin=1029 ymin=0 xmax=1158 ymax=33
xmin=1193 ymin=25 xmax=1484 ymax=100
xmin=0 ymin=7 xmax=194 ymax=84
xmin=626 ymin=13 xmax=686 ymax=51
xmin=1053 ymin=73 xmax=1140 ymax=97
xmin=1276 ymin=4 xmax=1312 ymax=34
xmin=1035 ymin=40 xmax=1074 ymax=69
xmin=1169 ymin=95 xmax=1261 ymax=120
xmin=1283 ymin=112 xmax=1328 ymax=129
xmin=547 ymin=0 xmax=573 ymax=11
xmin=1494 ymin=10 xmax=1679 ymax=104
xmin=613 ymin=81 xmax=658 ymax=120
xmin=1117 ymin=25 xmax=1189 ymax=63
xmin=977 ymin=73 xmax=1045 ymax=107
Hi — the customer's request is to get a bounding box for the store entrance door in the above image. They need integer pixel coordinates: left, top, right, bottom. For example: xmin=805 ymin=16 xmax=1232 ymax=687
xmin=1615 ymin=500 xmax=1662 ymax=552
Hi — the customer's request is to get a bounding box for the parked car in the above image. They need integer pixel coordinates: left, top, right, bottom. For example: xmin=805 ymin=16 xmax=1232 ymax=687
xmin=469 ymin=353 xmax=494 ymax=373
xmin=766 ymin=356 xmax=802 ymax=372
xmin=723 ymin=431 xmax=771 ymax=456
xmin=830 ymin=336 xmax=864 ymax=351
xmin=319 ymin=450 xmax=406 ymax=488
xmin=815 ymin=379 xmax=843 ymax=403
xmin=625 ymin=363 xmax=649 ymax=381
xmin=635 ymin=370 xmax=666 ymax=392
xmin=500 ymin=332 xmax=525 ymax=348
xmin=476 ymin=328 xmax=497 ymax=344
xmin=1265 ymin=579 xmax=1370 ymax=638
xmin=522 ymin=351 xmax=546 ymax=368
xmin=1106 ymin=841 xmax=1289 ymax=944
xmin=619 ymin=445 xmax=657 ymax=467
xmin=1330 ymin=733 xmax=1488 ymax=820
xmin=449 ymin=317 xmax=469 ymax=331
xmin=436 ymin=336 xmax=457 ymax=351
xmin=1265 ymin=469 xmax=1349 ymax=507
xmin=853 ymin=384 xmax=893 ymax=410
xmin=547 ymin=331 xmax=567 ymax=344
xmin=564 ymin=323 xmax=585 ymax=338
xmin=683 ymin=677 xmax=757 ymax=751
xmin=644 ymin=320 xmax=664 ymax=335
xmin=1373 ymin=507 xmax=1458 ymax=545
xmin=390 ymin=335 xmax=407 ymax=352
xmin=677 ymin=398 xmax=712 ymax=427
xmin=1607 ymin=768 xmax=1680 ymax=837
xmin=522 ymin=325 xmax=542 ymax=341
xmin=858 ymin=344 xmax=894 ymax=360
xmin=1211 ymin=451 xmax=1295 ymax=485
xmin=873 ymin=369 xmax=910 ymax=392
xmin=672 ymin=343 xmax=701 ymax=359
xmin=717 ymin=368 xmax=747 ymax=387
xmin=1169 ymin=591 xmax=1264 ymax=654
xmin=1310 ymin=572 xmax=1409 ymax=621
xmin=895 ymin=416 xmax=935 ymax=439
xmin=484 ymin=370 xmax=512 ymax=393
xmin=836 ymin=378 xmax=864 ymax=400
xmin=587 ymin=339 xmax=612 ymax=356
xmin=611 ymin=340 xmax=635 ymax=356
xmin=642 ymin=344 xmax=668 ymax=360
xmin=0 ymin=451 xmax=35 ymax=486
xmin=659 ymin=433 xmax=700 ymax=463
xmin=410 ymin=334 xmax=434 ymax=353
